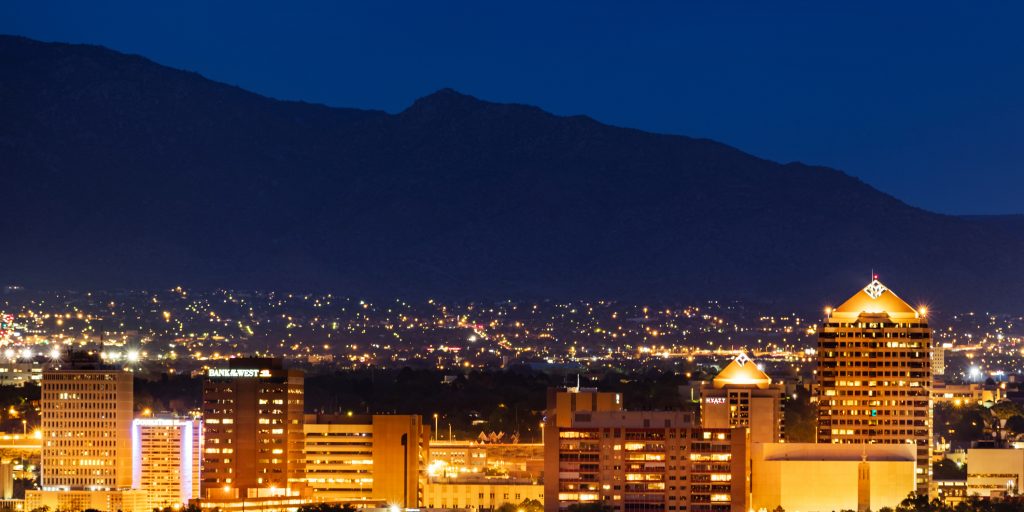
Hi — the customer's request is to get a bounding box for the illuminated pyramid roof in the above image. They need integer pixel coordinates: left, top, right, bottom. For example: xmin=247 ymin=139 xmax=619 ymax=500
xmin=830 ymin=279 xmax=920 ymax=320
xmin=712 ymin=352 xmax=772 ymax=389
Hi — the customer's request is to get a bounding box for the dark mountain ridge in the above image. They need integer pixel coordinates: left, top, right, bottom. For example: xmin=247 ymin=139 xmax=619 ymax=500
xmin=2 ymin=35 xmax=1022 ymax=311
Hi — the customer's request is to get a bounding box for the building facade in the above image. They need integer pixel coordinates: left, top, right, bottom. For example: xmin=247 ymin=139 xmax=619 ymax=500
xmin=39 ymin=366 xmax=134 ymax=490
xmin=700 ymin=353 xmax=783 ymax=444
xmin=816 ymin=279 xmax=933 ymax=493
xmin=131 ymin=415 xmax=203 ymax=510
xmin=750 ymin=443 xmax=916 ymax=512
xmin=303 ymin=414 xmax=426 ymax=508
xmin=425 ymin=440 xmax=544 ymax=511
xmin=29 ymin=360 xmax=142 ymax=512
xmin=202 ymin=358 xmax=305 ymax=500
xmin=966 ymin=449 xmax=1024 ymax=498
xmin=545 ymin=409 xmax=748 ymax=512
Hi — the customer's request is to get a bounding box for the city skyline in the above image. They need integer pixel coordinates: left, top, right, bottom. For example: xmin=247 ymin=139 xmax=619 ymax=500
xmin=2 ymin=3 xmax=1023 ymax=512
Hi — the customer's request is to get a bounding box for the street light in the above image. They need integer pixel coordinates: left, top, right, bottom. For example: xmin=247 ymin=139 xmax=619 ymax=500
xmin=433 ymin=413 xmax=439 ymax=441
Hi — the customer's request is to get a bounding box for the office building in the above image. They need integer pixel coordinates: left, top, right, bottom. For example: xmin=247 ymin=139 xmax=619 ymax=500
xmin=932 ymin=343 xmax=949 ymax=377
xmin=202 ymin=358 xmax=305 ymax=500
xmin=427 ymin=440 xmax=543 ymax=479
xmin=750 ymin=443 xmax=916 ymax=512
xmin=424 ymin=440 xmax=544 ymax=510
xmin=132 ymin=415 xmax=203 ymax=510
xmin=303 ymin=414 xmax=426 ymax=507
xmin=966 ymin=449 xmax=1024 ymax=498
xmin=423 ymin=480 xmax=544 ymax=511
xmin=700 ymin=353 xmax=783 ymax=443
xmin=545 ymin=407 xmax=748 ymax=512
xmin=932 ymin=381 xmax=1002 ymax=407
xmin=27 ymin=359 xmax=146 ymax=512
xmin=817 ymin=279 xmax=933 ymax=493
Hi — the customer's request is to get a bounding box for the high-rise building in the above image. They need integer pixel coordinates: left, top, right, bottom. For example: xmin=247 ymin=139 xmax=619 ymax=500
xmin=303 ymin=414 xmax=427 ymax=507
xmin=816 ymin=279 xmax=933 ymax=493
xmin=131 ymin=415 xmax=203 ymax=510
xmin=40 ymin=365 xmax=134 ymax=489
xmin=201 ymin=358 xmax=305 ymax=500
xmin=27 ymin=356 xmax=147 ymax=512
xmin=544 ymin=386 xmax=748 ymax=512
xmin=700 ymin=353 xmax=784 ymax=443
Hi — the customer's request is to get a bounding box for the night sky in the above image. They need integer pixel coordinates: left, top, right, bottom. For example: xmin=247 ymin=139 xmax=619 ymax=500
xmin=3 ymin=1 xmax=1022 ymax=215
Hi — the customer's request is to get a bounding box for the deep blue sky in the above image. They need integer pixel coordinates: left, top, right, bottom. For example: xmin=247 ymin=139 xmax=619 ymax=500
xmin=3 ymin=2 xmax=1022 ymax=214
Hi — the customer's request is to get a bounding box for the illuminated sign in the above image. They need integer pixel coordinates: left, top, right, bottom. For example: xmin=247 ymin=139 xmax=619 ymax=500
xmin=864 ymin=279 xmax=887 ymax=299
xmin=704 ymin=397 xmax=727 ymax=405
xmin=207 ymin=368 xmax=272 ymax=378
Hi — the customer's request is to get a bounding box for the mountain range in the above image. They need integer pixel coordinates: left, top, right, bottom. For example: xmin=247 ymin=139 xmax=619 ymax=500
xmin=1 ymin=35 xmax=1022 ymax=312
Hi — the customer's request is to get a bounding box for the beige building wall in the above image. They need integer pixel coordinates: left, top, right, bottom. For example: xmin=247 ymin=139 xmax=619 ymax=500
xmin=751 ymin=443 xmax=916 ymax=512
xmin=423 ymin=482 xmax=543 ymax=510
xmin=40 ymin=369 xmax=133 ymax=490
xmin=546 ymin=388 xmax=622 ymax=429
xmin=371 ymin=415 xmax=425 ymax=508
xmin=303 ymin=414 xmax=426 ymax=507
xmin=966 ymin=449 xmax=1024 ymax=498
xmin=26 ymin=489 xmax=148 ymax=512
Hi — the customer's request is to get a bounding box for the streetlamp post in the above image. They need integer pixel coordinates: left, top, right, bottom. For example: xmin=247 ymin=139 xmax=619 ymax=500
xmin=433 ymin=413 xmax=439 ymax=441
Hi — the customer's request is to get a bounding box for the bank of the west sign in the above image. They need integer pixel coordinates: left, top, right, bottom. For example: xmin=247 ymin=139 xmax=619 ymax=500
xmin=207 ymin=368 xmax=272 ymax=378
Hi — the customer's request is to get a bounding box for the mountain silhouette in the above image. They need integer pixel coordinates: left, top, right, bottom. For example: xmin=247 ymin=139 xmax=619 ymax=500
xmin=2 ymin=35 xmax=1022 ymax=311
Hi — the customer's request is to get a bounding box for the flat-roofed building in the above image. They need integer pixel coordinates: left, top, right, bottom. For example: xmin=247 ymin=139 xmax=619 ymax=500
xmin=202 ymin=358 xmax=305 ymax=500
xmin=966 ymin=448 xmax=1024 ymax=498
xmin=545 ymin=408 xmax=748 ymax=512
xmin=817 ymin=279 xmax=933 ymax=493
xmin=546 ymin=387 xmax=622 ymax=429
xmin=131 ymin=415 xmax=202 ymax=510
xmin=932 ymin=381 xmax=1002 ymax=407
xmin=750 ymin=443 xmax=916 ymax=512
xmin=700 ymin=353 xmax=783 ymax=443
xmin=423 ymin=480 xmax=544 ymax=511
xmin=27 ymin=356 xmax=144 ymax=512
xmin=425 ymin=440 xmax=544 ymax=511
xmin=303 ymin=414 xmax=427 ymax=508
xmin=427 ymin=440 xmax=543 ymax=480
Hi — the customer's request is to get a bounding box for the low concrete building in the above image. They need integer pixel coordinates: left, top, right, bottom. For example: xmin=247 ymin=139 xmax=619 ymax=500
xmin=750 ymin=443 xmax=916 ymax=512
xmin=966 ymin=448 xmax=1024 ymax=498
xmin=25 ymin=489 xmax=148 ymax=512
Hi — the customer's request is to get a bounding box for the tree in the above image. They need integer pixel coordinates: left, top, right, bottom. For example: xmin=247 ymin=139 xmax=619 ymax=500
xmin=297 ymin=504 xmax=357 ymax=512
xmin=772 ymin=506 xmax=785 ymax=512
xmin=1005 ymin=415 xmax=1024 ymax=436
xmin=517 ymin=499 xmax=543 ymax=512
xmin=933 ymin=458 xmax=967 ymax=480
xmin=990 ymin=401 xmax=1023 ymax=421
xmin=566 ymin=503 xmax=613 ymax=512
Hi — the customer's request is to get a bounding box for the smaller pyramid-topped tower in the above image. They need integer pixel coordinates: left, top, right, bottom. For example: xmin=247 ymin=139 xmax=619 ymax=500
xmin=701 ymin=352 xmax=784 ymax=443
